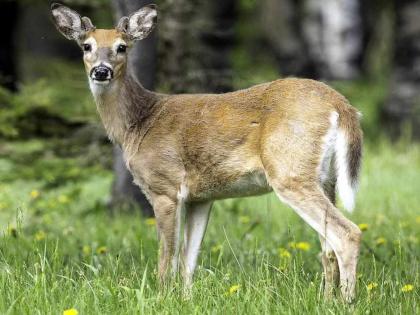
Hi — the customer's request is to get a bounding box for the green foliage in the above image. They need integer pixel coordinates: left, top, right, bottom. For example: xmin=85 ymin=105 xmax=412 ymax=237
xmin=238 ymin=0 xmax=259 ymax=12
xmin=0 ymin=59 xmax=97 ymax=139
xmin=232 ymin=48 xmax=279 ymax=89
xmin=0 ymin=88 xmax=18 ymax=137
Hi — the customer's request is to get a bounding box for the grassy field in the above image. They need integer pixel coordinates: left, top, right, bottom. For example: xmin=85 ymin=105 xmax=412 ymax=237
xmin=0 ymin=135 xmax=419 ymax=314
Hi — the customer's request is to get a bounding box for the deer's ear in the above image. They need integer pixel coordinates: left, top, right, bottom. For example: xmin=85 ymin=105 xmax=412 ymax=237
xmin=117 ymin=4 xmax=157 ymax=41
xmin=51 ymin=3 xmax=95 ymax=41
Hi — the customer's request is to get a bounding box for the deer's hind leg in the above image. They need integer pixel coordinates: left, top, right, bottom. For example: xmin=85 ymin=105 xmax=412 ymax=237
xmin=319 ymin=234 xmax=340 ymax=299
xmin=270 ymin=179 xmax=360 ymax=302
xmin=319 ymin=158 xmax=340 ymax=298
xmin=262 ymin=147 xmax=360 ymax=302
xmin=261 ymin=113 xmax=360 ymax=301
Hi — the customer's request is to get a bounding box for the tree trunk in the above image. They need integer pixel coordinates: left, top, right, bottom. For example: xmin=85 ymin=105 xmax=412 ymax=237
xmin=302 ymin=0 xmax=363 ymax=80
xmin=383 ymin=0 xmax=420 ymax=140
xmin=110 ymin=0 xmax=157 ymax=216
xmin=158 ymin=0 xmax=235 ymax=93
xmin=261 ymin=0 xmax=316 ymax=78
xmin=0 ymin=1 xmax=19 ymax=91
xmin=261 ymin=0 xmax=364 ymax=80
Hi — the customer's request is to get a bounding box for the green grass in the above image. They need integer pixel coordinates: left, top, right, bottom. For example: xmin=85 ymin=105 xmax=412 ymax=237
xmin=0 ymin=137 xmax=418 ymax=314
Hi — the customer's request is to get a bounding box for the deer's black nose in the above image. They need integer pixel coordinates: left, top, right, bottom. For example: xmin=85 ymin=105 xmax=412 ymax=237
xmin=91 ymin=66 xmax=113 ymax=81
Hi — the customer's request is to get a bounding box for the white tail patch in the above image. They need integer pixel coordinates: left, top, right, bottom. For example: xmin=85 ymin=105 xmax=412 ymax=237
xmin=319 ymin=112 xmax=338 ymax=185
xmin=320 ymin=111 xmax=358 ymax=212
xmin=335 ymin=129 xmax=356 ymax=212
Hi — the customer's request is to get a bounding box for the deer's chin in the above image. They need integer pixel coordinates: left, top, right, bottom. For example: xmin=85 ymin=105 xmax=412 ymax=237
xmin=91 ymin=79 xmax=111 ymax=85
xmin=89 ymin=78 xmax=115 ymax=96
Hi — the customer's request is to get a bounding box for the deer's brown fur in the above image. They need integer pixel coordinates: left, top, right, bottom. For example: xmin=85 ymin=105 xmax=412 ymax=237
xmin=51 ymin=3 xmax=363 ymax=302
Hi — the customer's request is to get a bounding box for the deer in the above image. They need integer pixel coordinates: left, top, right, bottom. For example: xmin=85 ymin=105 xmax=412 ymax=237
xmin=51 ymin=3 xmax=363 ymax=302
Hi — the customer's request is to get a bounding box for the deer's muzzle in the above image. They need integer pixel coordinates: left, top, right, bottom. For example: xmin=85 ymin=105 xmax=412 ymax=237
xmin=91 ymin=65 xmax=114 ymax=82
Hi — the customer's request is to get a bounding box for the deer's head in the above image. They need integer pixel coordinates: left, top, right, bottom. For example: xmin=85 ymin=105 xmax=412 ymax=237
xmin=51 ymin=3 xmax=157 ymax=86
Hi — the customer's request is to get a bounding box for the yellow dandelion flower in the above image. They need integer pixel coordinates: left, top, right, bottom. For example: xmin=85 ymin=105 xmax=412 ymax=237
xmin=358 ymin=223 xmax=369 ymax=231
xmin=239 ymin=216 xmax=250 ymax=224
xmin=63 ymin=309 xmax=78 ymax=315
xmin=401 ymin=284 xmax=414 ymax=293
xmin=35 ymin=230 xmax=46 ymax=241
xmin=145 ymin=218 xmax=156 ymax=226
xmin=375 ymin=237 xmax=386 ymax=246
xmin=211 ymin=244 xmax=223 ymax=253
xmin=58 ymin=195 xmax=69 ymax=204
xmin=228 ymin=284 xmax=240 ymax=295
xmin=278 ymin=247 xmax=291 ymax=258
xmin=96 ymin=246 xmax=107 ymax=254
xmin=82 ymin=245 xmax=91 ymax=255
xmin=366 ymin=282 xmax=378 ymax=292
xmin=30 ymin=190 xmax=40 ymax=199
xmin=288 ymin=241 xmax=310 ymax=251
xmin=296 ymin=242 xmax=311 ymax=251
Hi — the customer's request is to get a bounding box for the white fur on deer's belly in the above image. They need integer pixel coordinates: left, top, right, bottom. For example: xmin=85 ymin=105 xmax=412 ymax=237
xmin=190 ymin=170 xmax=272 ymax=201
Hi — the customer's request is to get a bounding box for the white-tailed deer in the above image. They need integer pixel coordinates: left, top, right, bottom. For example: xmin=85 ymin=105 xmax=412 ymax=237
xmin=51 ymin=3 xmax=363 ymax=302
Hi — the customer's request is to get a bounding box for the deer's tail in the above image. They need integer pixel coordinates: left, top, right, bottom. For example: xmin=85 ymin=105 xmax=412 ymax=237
xmin=334 ymin=109 xmax=363 ymax=212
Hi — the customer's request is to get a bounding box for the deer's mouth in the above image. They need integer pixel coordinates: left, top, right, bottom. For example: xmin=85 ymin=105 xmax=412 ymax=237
xmin=92 ymin=78 xmax=111 ymax=85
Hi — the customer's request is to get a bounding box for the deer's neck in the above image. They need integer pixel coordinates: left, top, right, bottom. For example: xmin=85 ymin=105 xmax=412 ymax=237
xmin=90 ymin=73 xmax=161 ymax=146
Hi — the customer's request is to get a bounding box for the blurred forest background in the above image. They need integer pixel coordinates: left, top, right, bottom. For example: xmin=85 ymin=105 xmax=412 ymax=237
xmin=1 ymin=0 xmax=419 ymax=216
xmin=0 ymin=0 xmax=419 ymax=313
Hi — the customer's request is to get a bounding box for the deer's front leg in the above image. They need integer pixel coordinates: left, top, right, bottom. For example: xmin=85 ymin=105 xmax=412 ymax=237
xmin=153 ymin=195 xmax=183 ymax=285
xmin=182 ymin=201 xmax=213 ymax=288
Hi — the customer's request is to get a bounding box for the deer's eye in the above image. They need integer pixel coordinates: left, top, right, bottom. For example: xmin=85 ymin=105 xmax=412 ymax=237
xmin=117 ymin=44 xmax=127 ymax=53
xmin=83 ymin=43 xmax=91 ymax=52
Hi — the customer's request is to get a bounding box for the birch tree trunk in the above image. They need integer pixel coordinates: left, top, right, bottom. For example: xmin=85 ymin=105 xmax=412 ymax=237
xmin=261 ymin=0 xmax=364 ymax=80
xmin=303 ymin=0 xmax=363 ymax=80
